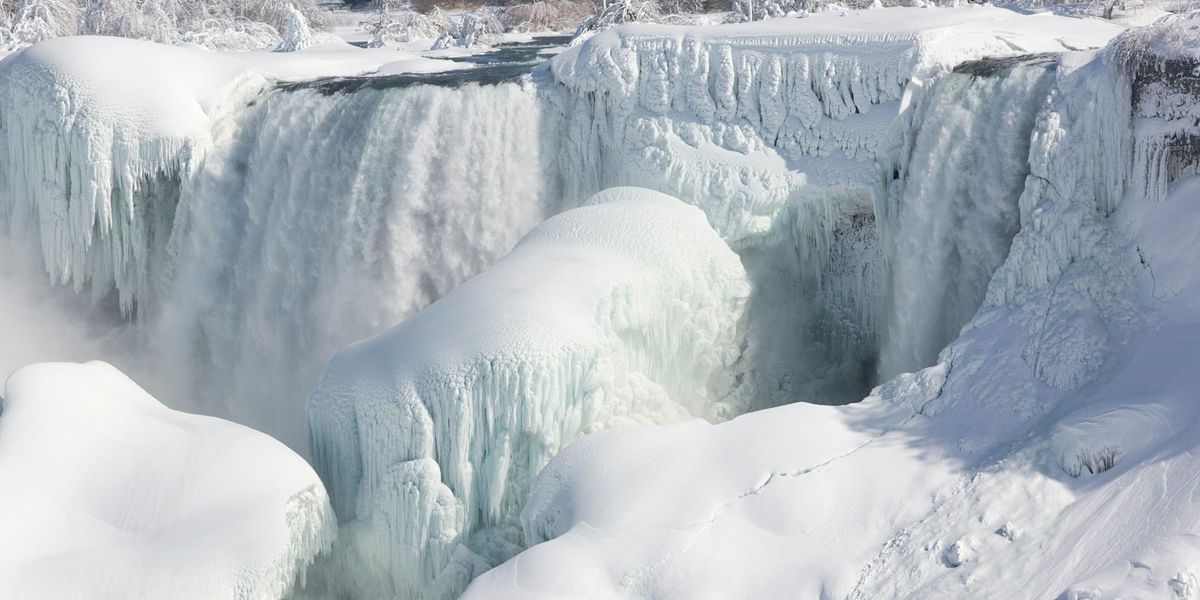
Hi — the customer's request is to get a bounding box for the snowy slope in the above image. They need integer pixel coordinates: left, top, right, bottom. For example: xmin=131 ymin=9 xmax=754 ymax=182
xmin=463 ymin=14 xmax=1200 ymax=600
xmin=305 ymin=188 xmax=749 ymax=600
xmin=0 ymin=361 xmax=335 ymax=600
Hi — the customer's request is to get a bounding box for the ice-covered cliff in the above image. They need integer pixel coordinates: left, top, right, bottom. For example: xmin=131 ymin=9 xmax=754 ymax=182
xmin=545 ymin=7 xmax=1125 ymax=407
xmin=305 ymin=188 xmax=749 ymax=599
xmin=0 ymin=361 xmax=336 ymax=600
xmin=0 ymin=36 xmax=547 ymax=451
xmin=463 ymin=13 xmax=1200 ymax=599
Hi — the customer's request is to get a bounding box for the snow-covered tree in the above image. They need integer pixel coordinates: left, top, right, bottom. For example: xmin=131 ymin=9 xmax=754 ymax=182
xmin=499 ymin=0 xmax=591 ymax=32
xmin=364 ymin=1 xmax=450 ymax=47
xmin=8 ymin=0 xmax=78 ymax=44
xmin=3 ymin=0 xmax=330 ymax=50
xmin=275 ymin=3 xmax=314 ymax=51
xmin=571 ymin=0 xmax=659 ymax=45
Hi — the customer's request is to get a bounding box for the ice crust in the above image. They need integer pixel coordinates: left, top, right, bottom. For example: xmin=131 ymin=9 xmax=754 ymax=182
xmin=0 ymin=362 xmax=336 ymax=600
xmin=305 ymin=188 xmax=750 ymax=599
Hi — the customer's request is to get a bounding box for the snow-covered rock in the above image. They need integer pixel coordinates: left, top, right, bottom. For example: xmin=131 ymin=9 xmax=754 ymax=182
xmin=306 ymin=188 xmax=750 ymax=600
xmin=0 ymin=361 xmax=335 ymax=600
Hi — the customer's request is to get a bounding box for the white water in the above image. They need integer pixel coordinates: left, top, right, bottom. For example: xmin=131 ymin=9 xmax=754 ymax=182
xmin=876 ymin=56 xmax=1057 ymax=379
xmin=156 ymin=80 xmax=560 ymax=451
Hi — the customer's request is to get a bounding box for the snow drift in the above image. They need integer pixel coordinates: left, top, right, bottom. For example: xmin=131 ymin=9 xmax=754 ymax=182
xmin=0 ymin=361 xmax=335 ymax=600
xmin=306 ymin=188 xmax=750 ymax=600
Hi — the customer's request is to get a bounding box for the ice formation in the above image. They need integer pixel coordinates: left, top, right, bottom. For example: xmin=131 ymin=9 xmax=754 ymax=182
xmin=0 ymin=36 xmax=531 ymax=450
xmin=305 ymin=188 xmax=750 ymax=599
xmin=544 ymin=8 xmax=1125 ymax=407
xmin=465 ymin=12 xmax=1200 ymax=599
xmin=0 ymin=37 xmax=249 ymax=313
xmin=158 ymin=78 xmax=559 ymax=450
xmin=0 ymin=361 xmax=336 ymax=599
xmin=877 ymin=53 xmax=1058 ymax=378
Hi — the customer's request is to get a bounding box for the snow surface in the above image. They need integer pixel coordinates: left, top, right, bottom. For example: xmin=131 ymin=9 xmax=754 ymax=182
xmin=305 ymin=188 xmax=749 ymax=600
xmin=0 ymin=361 xmax=335 ymax=600
xmin=464 ymin=13 xmax=1200 ymax=599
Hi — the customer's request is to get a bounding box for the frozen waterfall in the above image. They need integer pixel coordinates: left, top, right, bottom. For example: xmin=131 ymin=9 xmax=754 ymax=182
xmin=0 ymin=16 xmax=1146 ymax=600
xmin=155 ymin=78 xmax=562 ymax=450
xmin=876 ymin=54 xmax=1058 ymax=379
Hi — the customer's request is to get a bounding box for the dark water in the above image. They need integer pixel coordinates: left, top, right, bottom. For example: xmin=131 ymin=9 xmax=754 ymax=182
xmin=283 ymin=35 xmax=571 ymax=94
xmin=953 ymin=53 xmax=1058 ymax=78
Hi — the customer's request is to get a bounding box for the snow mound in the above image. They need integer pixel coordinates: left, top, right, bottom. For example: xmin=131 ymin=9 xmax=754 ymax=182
xmin=0 ymin=361 xmax=335 ymax=600
xmin=306 ymin=188 xmax=750 ymax=600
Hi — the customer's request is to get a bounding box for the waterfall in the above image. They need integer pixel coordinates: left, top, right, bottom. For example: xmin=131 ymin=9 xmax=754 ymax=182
xmin=876 ymin=55 xmax=1058 ymax=379
xmin=153 ymin=78 xmax=563 ymax=451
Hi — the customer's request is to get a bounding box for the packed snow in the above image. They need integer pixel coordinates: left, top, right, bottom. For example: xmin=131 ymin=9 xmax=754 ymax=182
xmin=305 ymin=188 xmax=749 ymax=599
xmin=0 ymin=361 xmax=335 ymax=599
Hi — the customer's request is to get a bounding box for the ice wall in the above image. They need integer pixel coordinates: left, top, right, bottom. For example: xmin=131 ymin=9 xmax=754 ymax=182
xmin=876 ymin=55 xmax=1057 ymax=379
xmin=305 ymin=188 xmax=750 ymax=600
xmin=0 ymin=37 xmax=250 ymax=314
xmin=156 ymin=78 xmax=560 ymax=450
xmin=543 ymin=9 xmax=1122 ymax=405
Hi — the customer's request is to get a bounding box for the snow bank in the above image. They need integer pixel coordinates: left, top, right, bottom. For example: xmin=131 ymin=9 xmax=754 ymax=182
xmin=464 ymin=14 xmax=1200 ymax=599
xmin=306 ymin=188 xmax=749 ymax=600
xmin=0 ymin=361 xmax=335 ymax=600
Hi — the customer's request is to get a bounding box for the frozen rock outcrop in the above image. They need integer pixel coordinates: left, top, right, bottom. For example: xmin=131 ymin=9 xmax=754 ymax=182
xmin=307 ymin=188 xmax=750 ymax=599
